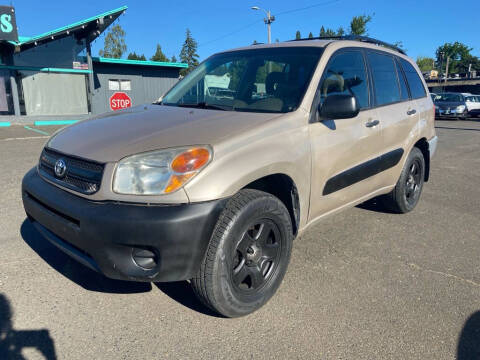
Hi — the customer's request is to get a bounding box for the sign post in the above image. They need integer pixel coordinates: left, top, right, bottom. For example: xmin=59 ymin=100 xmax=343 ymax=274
xmin=109 ymin=92 xmax=132 ymax=111
xmin=0 ymin=6 xmax=18 ymax=42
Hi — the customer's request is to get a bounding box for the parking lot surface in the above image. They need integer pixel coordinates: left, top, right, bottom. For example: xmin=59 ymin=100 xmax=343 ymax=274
xmin=0 ymin=120 xmax=479 ymax=359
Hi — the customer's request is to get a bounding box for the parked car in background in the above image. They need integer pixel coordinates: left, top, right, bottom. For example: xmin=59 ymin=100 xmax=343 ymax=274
xmin=466 ymin=95 xmax=480 ymax=117
xmin=434 ymin=93 xmax=469 ymax=120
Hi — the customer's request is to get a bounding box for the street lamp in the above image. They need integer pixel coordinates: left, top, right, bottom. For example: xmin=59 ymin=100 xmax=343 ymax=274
xmin=251 ymin=6 xmax=275 ymax=44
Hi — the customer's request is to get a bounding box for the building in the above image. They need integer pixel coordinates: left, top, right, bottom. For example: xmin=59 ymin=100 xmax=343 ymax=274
xmin=0 ymin=5 xmax=187 ymax=124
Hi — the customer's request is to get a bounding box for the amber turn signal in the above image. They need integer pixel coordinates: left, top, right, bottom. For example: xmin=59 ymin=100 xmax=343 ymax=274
xmin=171 ymin=147 xmax=210 ymax=173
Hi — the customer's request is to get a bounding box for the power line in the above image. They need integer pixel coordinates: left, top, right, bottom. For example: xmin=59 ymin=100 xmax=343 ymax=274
xmin=276 ymin=0 xmax=340 ymax=16
xmin=198 ymin=0 xmax=341 ymax=48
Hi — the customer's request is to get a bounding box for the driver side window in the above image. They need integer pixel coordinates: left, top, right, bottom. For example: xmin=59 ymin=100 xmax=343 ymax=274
xmin=319 ymin=50 xmax=369 ymax=109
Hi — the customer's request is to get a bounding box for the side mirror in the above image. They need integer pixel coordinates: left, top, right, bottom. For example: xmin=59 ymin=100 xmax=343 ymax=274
xmin=318 ymin=94 xmax=360 ymax=120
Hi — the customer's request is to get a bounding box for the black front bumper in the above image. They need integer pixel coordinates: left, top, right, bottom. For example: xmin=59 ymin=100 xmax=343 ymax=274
xmin=22 ymin=168 xmax=227 ymax=282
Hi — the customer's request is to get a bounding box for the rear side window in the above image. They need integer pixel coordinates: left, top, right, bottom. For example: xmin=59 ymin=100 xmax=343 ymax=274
xmin=395 ymin=59 xmax=410 ymax=101
xmin=367 ymin=52 xmax=401 ymax=106
xmin=319 ymin=50 xmax=369 ymax=109
xmin=400 ymin=59 xmax=426 ymax=99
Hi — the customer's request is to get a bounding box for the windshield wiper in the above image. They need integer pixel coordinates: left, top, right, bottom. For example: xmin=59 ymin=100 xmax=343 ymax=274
xmin=177 ymin=102 xmax=228 ymax=111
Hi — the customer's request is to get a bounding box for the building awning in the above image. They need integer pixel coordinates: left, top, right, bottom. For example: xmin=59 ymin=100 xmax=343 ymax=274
xmin=9 ymin=6 xmax=127 ymax=49
xmin=92 ymin=57 xmax=188 ymax=69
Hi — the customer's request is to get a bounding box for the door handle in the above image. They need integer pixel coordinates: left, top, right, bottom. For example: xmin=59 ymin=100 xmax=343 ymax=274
xmin=365 ymin=119 xmax=379 ymax=128
xmin=407 ymin=109 xmax=417 ymax=115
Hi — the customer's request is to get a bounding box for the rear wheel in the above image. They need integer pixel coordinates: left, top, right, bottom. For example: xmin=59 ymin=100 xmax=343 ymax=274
xmin=191 ymin=189 xmax=293 ymax=318
xmin=381 ymin=147 xmax=425 ymax=213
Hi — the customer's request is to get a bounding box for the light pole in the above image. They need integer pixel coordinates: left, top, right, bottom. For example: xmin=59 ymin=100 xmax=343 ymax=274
xmin=251 ymin=6 xmax=275 ymax=44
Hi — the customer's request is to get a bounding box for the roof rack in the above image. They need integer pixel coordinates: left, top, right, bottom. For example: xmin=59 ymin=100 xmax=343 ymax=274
xmin=290 ymin=35 xmax=406 ymax=55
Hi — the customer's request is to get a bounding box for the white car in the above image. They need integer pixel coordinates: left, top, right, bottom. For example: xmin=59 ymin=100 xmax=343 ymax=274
xmin=466 ymin=95 xmax=480 ymax=117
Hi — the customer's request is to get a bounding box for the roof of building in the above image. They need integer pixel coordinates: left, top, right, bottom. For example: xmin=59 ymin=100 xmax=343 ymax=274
xmin=9 ymin=6 xmax=128 ymax=47
xmin=92 ymin=56 xmax=188 ymax=69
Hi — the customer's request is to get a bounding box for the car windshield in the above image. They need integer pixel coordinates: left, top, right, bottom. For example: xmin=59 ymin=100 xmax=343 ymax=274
xmin=436 ymin=93 xmax=464 ymax=102
xmin=161 ymin=47 xmax=323 ymax=113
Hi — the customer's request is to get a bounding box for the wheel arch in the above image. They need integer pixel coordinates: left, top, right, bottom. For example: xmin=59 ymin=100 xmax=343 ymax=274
xmin=413 ymin=137 xmax=430 ymax=182
xmin=242 ymin=173 xmax=300 ymax=236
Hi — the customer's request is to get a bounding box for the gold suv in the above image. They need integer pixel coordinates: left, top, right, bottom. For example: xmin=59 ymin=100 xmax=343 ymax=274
xmin=22 ymin=36 xmax=437 ymax=317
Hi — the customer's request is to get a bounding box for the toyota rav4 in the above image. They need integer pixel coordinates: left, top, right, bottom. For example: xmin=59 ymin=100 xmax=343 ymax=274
xmin=22 ymin=36 xmax=437 ymax=317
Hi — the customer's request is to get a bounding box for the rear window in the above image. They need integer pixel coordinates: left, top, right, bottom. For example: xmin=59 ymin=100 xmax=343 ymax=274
xmin=367 ymin=52 xmax=401 ymax=106
xmin=400 ymin=59 xmax=426 ymax=99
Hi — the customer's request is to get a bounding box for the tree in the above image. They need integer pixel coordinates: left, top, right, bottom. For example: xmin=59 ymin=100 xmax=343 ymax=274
xmin=171 ymin=55 xmax=177 ymax=63
xmin=150 ymin=44 xmax=169 ymax=62
xmin=319 ymin=26 xmax=326 ymax=37
xmin=295 ymin=30 xmax=301 ymax=40
xmin=337 ymin=27 xmax=345 ymax=36
xmin=99 ymin=24 xmax=127 ymax=58
xmin=350 ymin=14 xmax=372 ymax=36
xmin=180 ymin=28 xmax=199 ymax=75
xmin=417 ymin=56 xmax=435 ymax=72
xmin=308 ymin=32 xmax=313 ymax=39
xmin=127 ymin=52 xmax=146 ymax=61
xmin=436 ymin=42 xmax=479 ymax=74
xmin=325 ymin=28 xmax=336 ymax=37
xmin=253 ymin=40 xmax=258 ymax=45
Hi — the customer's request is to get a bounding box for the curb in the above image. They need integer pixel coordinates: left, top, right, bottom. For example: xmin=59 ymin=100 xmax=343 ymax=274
xmin=0 ymin=120 xmax=79 ymax=127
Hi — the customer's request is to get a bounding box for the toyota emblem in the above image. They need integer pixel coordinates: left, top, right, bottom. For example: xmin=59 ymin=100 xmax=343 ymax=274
xmin=54 ymin=159 xmax=67 ymax=178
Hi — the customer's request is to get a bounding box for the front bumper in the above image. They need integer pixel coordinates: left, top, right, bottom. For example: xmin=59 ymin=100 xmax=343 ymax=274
xmin=435 ymin=108 xmax=465 ymax=118
xmin=22 ymin=167 xmax=227 ymax=282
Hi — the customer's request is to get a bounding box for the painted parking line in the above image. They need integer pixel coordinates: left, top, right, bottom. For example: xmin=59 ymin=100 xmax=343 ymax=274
xmin=0 ymin=136 xmax=49 ymax=142
xmin=24 ymin=126 xmax=50 ymax=136
xmin=0 ymin=122 xmax=11 ymax=127
xmin=34 ymin=120 xmax=79 ymax=126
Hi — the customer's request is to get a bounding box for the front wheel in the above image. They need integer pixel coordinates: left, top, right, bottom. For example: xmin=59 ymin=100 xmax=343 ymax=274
xmin=381 ymin=147 xmax=425 ymax=213
xmin=191 ymin=189 xmax=293 ymax=318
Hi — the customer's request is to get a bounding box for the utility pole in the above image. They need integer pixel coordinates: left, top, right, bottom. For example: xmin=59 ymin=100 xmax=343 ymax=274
xmin=445 ymin=56 xmax=450 ymax=83
xmin=251 ymin=6 xmax=275 ymax=44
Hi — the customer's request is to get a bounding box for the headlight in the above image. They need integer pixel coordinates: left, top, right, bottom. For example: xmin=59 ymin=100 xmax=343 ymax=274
xmin=113 ymin=146 xmax=212 ymax=195
xmin=456 ymin=105 xmax=466 ymax=113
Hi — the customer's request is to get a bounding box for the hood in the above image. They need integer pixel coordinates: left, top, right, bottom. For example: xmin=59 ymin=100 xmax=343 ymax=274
xmin=48 ymin=104 xmax=282 ymax=162
xmin=435 ymin=101 xmax=464 ymax=107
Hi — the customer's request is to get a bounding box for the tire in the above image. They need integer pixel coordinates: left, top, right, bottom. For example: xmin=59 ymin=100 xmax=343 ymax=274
xmin=381 ymin=147 xmax=425 ymax=214
xmin=191 ymin=189 xmax=293 ymax=318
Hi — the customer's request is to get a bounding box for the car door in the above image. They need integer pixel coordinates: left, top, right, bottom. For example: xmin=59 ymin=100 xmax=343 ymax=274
xmin=364 ymin=51 xmax=419 ymax=189
xmin=308 ymin=49 xmax=385 ymax=221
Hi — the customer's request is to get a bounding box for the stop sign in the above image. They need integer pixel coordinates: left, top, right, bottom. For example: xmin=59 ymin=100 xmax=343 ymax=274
xmin=110 ymin=92 xmax=132 ymax=111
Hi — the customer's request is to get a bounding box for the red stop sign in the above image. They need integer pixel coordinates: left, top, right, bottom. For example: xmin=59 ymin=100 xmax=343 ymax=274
xmin=110 ymin=92 xmax=132 ymax=111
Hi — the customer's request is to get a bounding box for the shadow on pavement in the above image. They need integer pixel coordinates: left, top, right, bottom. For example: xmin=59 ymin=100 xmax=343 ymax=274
xmin=0 ymin=293 xmax=57 ymax=359
xmin=356 ymin=197 xmax=397 ymax=214
xmin=20 ymin=219 xmax=152 ymax=294
xmin=457 ymin=311 xmax=480 ymax=360
xmin=435 ymin=126 xmax=480 ymax=132
xmin=154 ymin=282 xmax=222 ymax=318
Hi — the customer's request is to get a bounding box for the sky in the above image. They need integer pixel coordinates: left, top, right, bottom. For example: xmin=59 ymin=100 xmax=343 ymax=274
xmin=10 ymin=0 xmax=480 ymax=62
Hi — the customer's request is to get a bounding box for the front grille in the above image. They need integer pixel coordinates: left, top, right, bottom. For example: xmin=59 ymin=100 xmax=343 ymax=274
xmin=39 ymin=147 xmax=104 ymax=195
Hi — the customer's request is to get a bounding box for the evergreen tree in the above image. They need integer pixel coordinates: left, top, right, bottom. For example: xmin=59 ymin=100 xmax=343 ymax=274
xmin=127 ymin=52 xmax=146 ymax=61
xmin=295 ymin=30 xmax=301 ymax=40
xmin=308 ymin=32 xmax=313 ymax=39
xmin=319 ymin=26 xmax=326 ymax=37
xmin=180 ymin=28 xmax=199 ymax=75
xmin=337 ymin=27 xmax=345 ymax=36
xmin=171 ymin=55 xmax=178 ymax=63
xmin=150 ymin=44 xmax=169 ymax=62
xmin=325 ymin=28 xmax=336 ymax=37
xmin=99 ymin=24 xmax=127 ymax=58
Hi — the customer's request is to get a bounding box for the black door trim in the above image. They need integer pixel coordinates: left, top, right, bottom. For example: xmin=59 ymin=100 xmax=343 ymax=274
xmin=322 ymin=148 xmax=404 ymax=196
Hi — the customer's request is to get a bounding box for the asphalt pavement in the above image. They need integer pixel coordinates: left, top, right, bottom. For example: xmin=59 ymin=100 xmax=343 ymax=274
xmin=0 ymin=120 xmax=479 ymax=359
